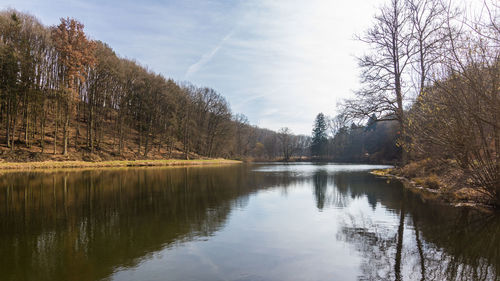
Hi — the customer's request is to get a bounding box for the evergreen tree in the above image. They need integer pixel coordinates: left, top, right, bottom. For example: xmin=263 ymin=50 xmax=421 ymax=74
xmin=311 ymin=113 xmax=328 ymax=158
xmin=365 ymin=114 xmax=377 ymax=132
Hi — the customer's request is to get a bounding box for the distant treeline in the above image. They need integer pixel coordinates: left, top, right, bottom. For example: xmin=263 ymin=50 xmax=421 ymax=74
xmin=0 ymin=10 xmax=310 ymax=160
xmin=307 ymin=112 xmax=400 ymax=164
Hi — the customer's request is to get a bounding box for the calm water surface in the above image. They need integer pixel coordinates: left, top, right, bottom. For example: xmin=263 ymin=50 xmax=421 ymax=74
xmin=0 ymin=163 xmax=499 ymax=281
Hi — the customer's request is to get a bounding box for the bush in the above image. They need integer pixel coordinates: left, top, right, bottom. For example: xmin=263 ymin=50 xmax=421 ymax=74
xmin=423 ymin=174 xmax=440 ymax=190
xmin=413 ymin=174 xmax=441 ymax=190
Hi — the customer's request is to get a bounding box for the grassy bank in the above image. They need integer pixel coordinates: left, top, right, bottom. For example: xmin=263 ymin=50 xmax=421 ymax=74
xmin=371 ymin=159 xmax=494 ymax=211
xmin=0 ymin=159 xmax=241 ymax=171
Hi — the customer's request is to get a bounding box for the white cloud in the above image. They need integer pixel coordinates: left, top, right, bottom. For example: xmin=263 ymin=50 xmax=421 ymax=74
xmin=185 ymin=28 xmax=235 ymax=79
xmin=196 ymin=0 xmax=387 ymax=134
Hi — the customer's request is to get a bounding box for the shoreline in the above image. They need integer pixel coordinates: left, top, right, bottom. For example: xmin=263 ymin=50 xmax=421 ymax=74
xmin=0 ymin=159 xmax=242 ymax=172
xmin=371 ymin=169 xmax=495 ymax=213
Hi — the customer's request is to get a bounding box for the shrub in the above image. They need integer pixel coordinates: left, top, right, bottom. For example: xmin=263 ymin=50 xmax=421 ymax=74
xmin=423 ymin=174 xmax=440 ymax=190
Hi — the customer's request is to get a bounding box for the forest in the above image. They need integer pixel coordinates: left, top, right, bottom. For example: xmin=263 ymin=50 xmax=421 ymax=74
xmin=309 ymin=112 xmax=400 ymax=163
xmin=333 ymin=0 xmax=499 ymax=206
xmin=0 ymin=10 xmax=311 ymax=162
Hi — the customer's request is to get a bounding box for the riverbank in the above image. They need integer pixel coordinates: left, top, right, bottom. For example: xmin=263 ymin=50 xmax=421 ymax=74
xmin=0 ymin=159 xmax=241 ymax=171
xmin=371 ymin=159 xmax=495 ymax=211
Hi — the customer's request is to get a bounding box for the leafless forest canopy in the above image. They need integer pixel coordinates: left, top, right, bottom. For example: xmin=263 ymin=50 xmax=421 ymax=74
xmin=0 ymin=11 xmax=311 ymax=161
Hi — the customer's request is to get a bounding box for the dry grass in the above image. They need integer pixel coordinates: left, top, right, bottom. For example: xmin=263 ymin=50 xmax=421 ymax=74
xmin=370 ymin=169 xmax=392 ymax=176
xmin=413 ymin=174 xmax=441 ymax=190
xmin=0 ymin=159 xmax=241 ymax=171
xmin=388 ymin=158 xmax=495 ymax=208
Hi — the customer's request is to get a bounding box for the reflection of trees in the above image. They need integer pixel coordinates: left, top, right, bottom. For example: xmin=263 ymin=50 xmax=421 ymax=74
xmin=313 ymin=170 xmax=328 ymax=210
xmin=337 ymin=195 xmax=408 ymax=281
xmin=310 ymin=171 xmax=355 ymax=210
xmin=0 ymin=166 xmax=306 ymax=281
xmin=412 ymin=215 xmax=426 ymax=281
xmin=337 ymin=215 xmax=395 ymax=280
xmin=413 ymin=210 xmax=500 ymax=281
xmin=332 ymin=171 xmax=405 ymax=210
xmin=336 ymin=173 xmax=500 ymax=281
xmin=394 ymin=201 xmax=405 ymax=281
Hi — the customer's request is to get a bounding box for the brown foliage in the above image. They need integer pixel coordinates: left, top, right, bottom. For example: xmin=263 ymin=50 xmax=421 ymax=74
xmin=51 ymin=17 xmax=96 ymax=95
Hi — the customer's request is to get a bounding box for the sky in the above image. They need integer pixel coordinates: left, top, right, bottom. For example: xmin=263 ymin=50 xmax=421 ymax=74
xmin=0 ymin=0 xmax=388 ymax=135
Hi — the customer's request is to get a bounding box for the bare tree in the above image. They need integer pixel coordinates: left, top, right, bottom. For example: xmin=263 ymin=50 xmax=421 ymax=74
xmin=344 ymin=0 xmax=413 ymax=163
xmin=408 ymin=0 xmax=500 ymax=204
xmin=278 ymin=127 xmax=294 ymax=161
xmin=406 ymin=0 xmax=448 ymax=96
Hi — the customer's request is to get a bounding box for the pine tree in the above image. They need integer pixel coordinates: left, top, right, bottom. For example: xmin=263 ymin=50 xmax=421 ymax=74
xmin=311 ymin=113 xmax=328 ymax=158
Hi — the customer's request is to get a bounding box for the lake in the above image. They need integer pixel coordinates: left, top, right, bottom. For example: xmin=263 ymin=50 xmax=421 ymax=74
xmin=0 ymin=163 xmax=498 ymax=281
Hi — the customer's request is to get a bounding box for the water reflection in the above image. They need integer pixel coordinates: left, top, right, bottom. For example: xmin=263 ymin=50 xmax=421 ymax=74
xmin=313 ymin=169 xmax=328 ymax=210
xmin=0 ymin=166 xmax=269 ymax=281
xmin=335 ymin=176 xmax=500 ymax=281
xmin=0 ymin=164 xmax=498 ymax=281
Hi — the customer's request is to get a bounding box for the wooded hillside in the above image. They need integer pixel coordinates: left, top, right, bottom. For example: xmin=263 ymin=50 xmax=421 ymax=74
xmin=0 ymin=10 xmax=310 ymax=162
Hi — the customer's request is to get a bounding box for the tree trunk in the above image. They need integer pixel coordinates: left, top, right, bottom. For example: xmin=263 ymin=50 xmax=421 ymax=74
xmin=24 ymin=105 xmax=29 ymax=148
xmin=54 ymin=105 xmax=58 ymax=155
xmin=11 ymin=112 xmax=19 ymax=152
xmin=118 ymin=117 xmax=123 ymax=155
xmin=40 ymin=108 xmax=46 ymax=153
xmin=75 ymin=102 xmax=80 ymax=150
xmin=63 ymin=109 xmax=69 ymax=156
xmin=89 ymin=104 xmax=94 ymax=153
xmin=6 ymin=104 xmax=10 ymax=148
xmin=138 ymin=129 xmax=142 ymax=156
xmin=144 ymin=133 xmax=149 ymax=157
